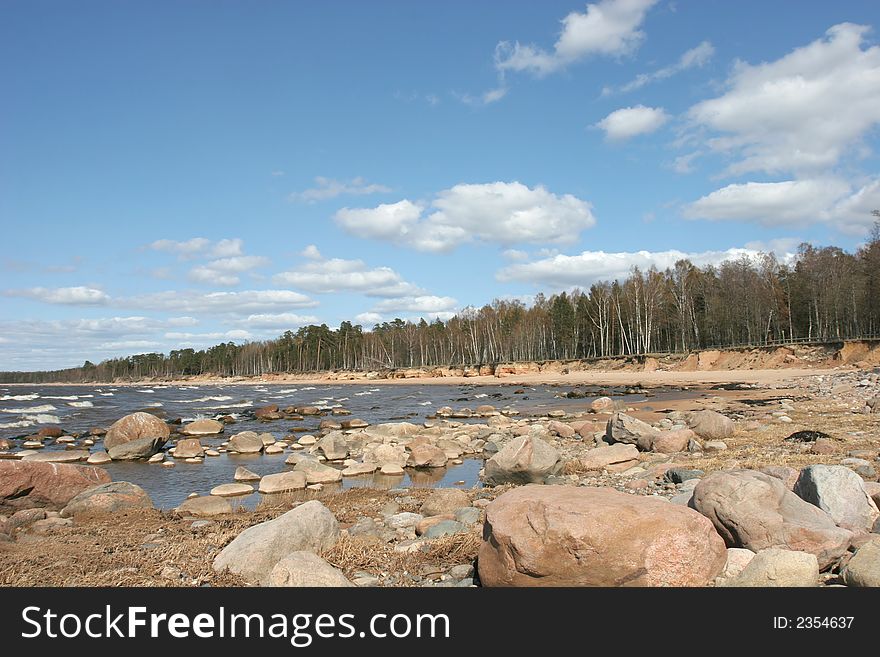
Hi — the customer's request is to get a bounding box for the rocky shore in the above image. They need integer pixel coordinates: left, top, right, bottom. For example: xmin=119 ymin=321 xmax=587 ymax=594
xmin=1 ymin=367 xmax=879 ymax=587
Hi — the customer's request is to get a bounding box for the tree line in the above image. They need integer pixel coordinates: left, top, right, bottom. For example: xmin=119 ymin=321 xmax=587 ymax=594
xmin=3 ymin=222 xmax=880 ymax=383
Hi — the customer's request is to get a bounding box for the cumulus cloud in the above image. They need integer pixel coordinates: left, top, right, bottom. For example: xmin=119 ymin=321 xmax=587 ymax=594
xmin=335 ymin=182 xmax=595 ymax=252
xmin=372 ymin=295 xmax=458 ymax=314
xmin=4 ymin=286 xmax=110 ymax=306
xmin=274 ymin=256 xmax=423 ymax=297
xmin=687 ymin=23 xmax=880 ymax=177
xmin=301 ymin=244 xmax=322 ymax=260
xmin=231 ymin=313 xmax=320 ymax=329
xmin=595 ymin=105 xmax=669 ymax=140
xmin=149 ymin=237 xmax=244 ymax=260
xmin=497 ymin=247 xmax=796 ymax=289
xmin=683 ymin=178 xmax=880 ymax=230
xmin=495 ymin=0 xmax=658 ymax=76
xmin=603 ymin=40 xmax=714 ymax=95
xmin=189 ymin=255 xmax=270 ymax=287
xmin=290 ymin=176 xmax=391 ymax=203
xmin=164 ymin=330 xmax=253 ymax=342
xmin=454 ymin=86 xmax=509 ymax=106
xmin=126 ymin=290 xmax=317 ymax=315
xmin=354 ymin=312 xmax=383 ymax=326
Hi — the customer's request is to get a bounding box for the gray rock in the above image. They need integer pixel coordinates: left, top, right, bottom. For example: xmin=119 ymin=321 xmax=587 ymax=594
xmin=841 ymin=536 xmax=880 ymax=587
xmin=719 ymin=548 xmax=756 ymax=580
xmin=483 ymin=435 xmax=561 ymax=486
xmin=266 ymin=551 xmax=354 ymax=587
xmin=454 ymin=507 xmax=482 ymax=525
xmin=227 ymin=431 xmax=264 ymax=454
xmin=60 ymin=481 xmax=153 ymax=517
xmin=423 ymin=520 xmax=467 ymax=539
xmin=107 ymin=437 xmax=163 ymax=461
xmin=665 ymin=468 xmax=704 ymax=484
xmin=292 ymin=459 xmax=343 ymax=483
xmin=420 ymin=488 xmax=470 ymax=517
xmin=386 ymin=512 xmax=423 ymax=529
xmin=258 ymin=471 xmax=307 ymax=493
xmin=234 ymin=466 xmax=261 ymax=482
xmin=317 ymin=432 xmax=349 ymax=461
xmin=605 ymin=412 xmax=659 ymax=450
xmin=721 ymin=548 xmax=819 ymax=587
xmin=579 ymin=443 xmax=639 ymax=470
xmin=687 ymin=410 xmax=735 ymax=440
xmin=448 ymin=564 xmax=474 ymax=579
xmin=175 ymin=495 xmax=232 ymax=517
xmin=693 ymin=470 xmax=852 ymax=569
xmin=212 ymin=500 xmax=339 ymax=583
xmin=794 ymin=465 xmax=879 ymax=532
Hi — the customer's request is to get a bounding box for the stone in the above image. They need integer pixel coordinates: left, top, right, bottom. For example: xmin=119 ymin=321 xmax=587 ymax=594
xmin=423 ymin=520 xmax=467 ymax=539
xmin=793 ymin=465 xmax=879 ymax=533
xmin=61 ymin=482 xmax=153 ymax=517
xmin=228 ymin=431 xmax=264 ymax=454
xmin=179 ymin=419 xmax=224 ymax=436
xmin=863 ymin=482 xmax=880 ymax=509
xmin=386 ymin=512 xmax=423 ymax=529
xmin=841 ymin=537 xmax=880 ymax=587
xmin=454 ymin=507 xmax=481 ymax=525
xmin=407 ymin=444 xmax=448 ymax=468
xmin=605 ymin=412 xmax=659 ymax=450
xmin=721 ymin=548 xmax=819 ymax=587
xmin=20 ymin=450 xmax=88 ymax=463
xmin=341 ymin=462 xmax=377 ymax=476
xmin=590 ymin=397 xmax=614 ymax=413
xmin=38 ymin=427 xmax=64 ymax=438
xmin=264 ymin=445 xmax=285 ymax=455
xmin=579 ymin=443 xmax=639 ymax=470
xmin=234 ymin=466 xmax=261 ymax=482
xmin=692 ymin=470 xmax=853 ymax=569
xmin=703 ymin=440 xmax=728 ymax=452
xmin=172 ymin=438 xmax=204 ymax=459
xmin=0 ymin=461 xmax=111 ymax=510
xmin=317 ymin=432 xmax=349 ymax=461
xmin=760 ymin=465 xmax=800 ymax=490
xmin=259 ymin=471 xmax=307 ymax=494
xmin=483 ymin=435 xmax=562 ymax=486
xmin=811 ymin=438 xmax=836 ymax=455
xmin=103 ymin=412 xmax=170 ymax=452
xmin=687 ymin=410 xmax=735 ymax=440
xmin=210 ymin=483 xmax=254 ymax=497
xmin=108 ymin=436 xmax=164 ymax=461
xmin=479 ymin=486 xmax=726 ymax=587
xmin=364 ymin=443 xmax=408 ymax=467
xmin=665 ymin=468 xmax=704 ymax=484
xmin=293 ymin=459 xmax=343 ymax=484
xmin=148 ymin=453 xmax=164 ymax=463
xmin=650 ymin=429 xmax=695 ymax=454
xmin=341 ymin=418 xmax=368 ymax=430
xmin=380 ymin=464 xmax=404 ymax=476
xmin=420 ymin=488 xmax=470 ymax=517
xmin=6 ymin=508 xmax=47 ymax=531
xmin=719 ymin=548 xmax=756 ymax=580
xmin=254 ymin=404 xmax=281 ymax=420
xmin=547 ymin=421 xmax=575 ymax=438
xmin=175 ymin=495 xmax=233 ymax=516
xmin=213 ymin=501 xmax=339 ymax=583
xmin=267 ymin=551 xmax=354 ymax=587
xmin=87 ymin=451 xmax=112 ymax=465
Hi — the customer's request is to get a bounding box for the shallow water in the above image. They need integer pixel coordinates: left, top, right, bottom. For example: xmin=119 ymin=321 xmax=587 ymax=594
xmin=0 ymin=381 xmax=675 ymax=509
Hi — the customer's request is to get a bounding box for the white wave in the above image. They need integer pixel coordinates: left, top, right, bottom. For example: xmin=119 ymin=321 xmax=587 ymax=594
xmin=276 ymin=389 xmax=298 ymax=394
xmin=198 ymin=401 xmax=253 ymax=409
xmin=34 ymin=414 xmax=60 ymax=424
xmin=177 ymin=395 xmax=233 ymax=403
xmin=354 ymin=391 xmax=371 ymax=396
xmin=136 ymin=389 xmax=155 ymax=393
xmin=178 ymin=386 xmax=200 ymax=390
xmin=419 ymin=401 xmax=432 ymax=406
xmin=369 ymin=388 xmax=380 ymax=392
xmin=301 ymin=386 xmax=315 ymax=391
xmin=335 ymin=397 xmax=349 ymax=402
xmin=0 ymin=419 xmax=36 ymax=429
xmin=0 ymin=393 xmax=40 ymax=401
xmin=1 ymin=404 xmax=57 ymax=414
xmin=100 ymin=392 xmax=114 ymax=396
xmin=146 ymin=402 xmax=163 ymax=408
xmin=68 ymin=401 xmax=94 ymax=408
xmin=474 ymin=393 xmax=488 ymax=398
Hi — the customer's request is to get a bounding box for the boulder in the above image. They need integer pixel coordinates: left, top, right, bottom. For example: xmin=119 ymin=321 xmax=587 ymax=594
xmin=210 ymin=483 xmax=253 ymax=497
xmin=212 ymin=500 xmax=339 ymax=583
xmin=107 ymin=436 xmax=163 ymax=461
xmin=547 ymin=421 xmax=575 ymax=438
xmin=60 ymin=482 xmax=153 ymax=517
xmin=423 ymin=519 xmax=467 ymax=539
xmin=20 ymin=450 xmax=88 ymax=463
xmin=259 ymin=471 xmax=307 ymax=494
xmin=478 ymin=486 xmax=726 ymax=587
xmin=103 ymin=412 xmax=170 ymax=451
xmin=267 ymin=551 xmax=354 ymax=587
xmin=650 ymin=429 xmax=695 ymax=454
xmin=719 ymin=548 xmax=756 ymax=581
xmin=234 ymin=466 xmax=261 ymax=482
xmin=364 ymin=444 xmax=408 ymax=468
xmin=87 ymin=451 xmax=112 ymax=465
xmin=760 ymin=465 xmax=800 ymax=490
xmin=579 ymin=443 xmax=639 ymax=470
xmin=863 ymin=482 xmax=880 ymax=509
xmin=38 ymin=427 xmax=64 ymax=438
xmin=420 ymin=489 xmax=470 ymax=517
xmin=841 ymin=536 xmax=880 ymax=587
xmin=687 ymin=410 xmax=735 ymax=440
xmin=341 ymin=463 xmax=377 ymax=477
xmin=175 ymin=495 xmax=233 ymax=517
xmin=407 ymin=444 xmax=448 ymax=468
xmin=605 ymin=412 xmax=659 ymax=450
xmin=293 ymin=459 xmax=343 ymax=484
xmin=0 ymin=461 xmax=111 ymax=510
xmin=340 ymin=418 xmax=368 ymax=430
xmin=484 ymin=435 xmax=561 ymax=486
xmin=254 ymin=404 xmax=281 ymax=420
xmin=590 ymin=397 xmax=614 ymax=413
xmin=692 ymin=470 xmax=852 ymax=569
xmin=720 ymin=548 xmax=819 ymax=587
xmin=317 ymin=432 xmax=349 ymax=461
xmin=172 ymin=439 xmax=205 ymax=459
xmin=793 ymin=465 xmax=879 ymax=533
xmin=179 ymin=419 xmax=224 ymax=436
xmin=228 ymin=431 xmax=264 ymax=454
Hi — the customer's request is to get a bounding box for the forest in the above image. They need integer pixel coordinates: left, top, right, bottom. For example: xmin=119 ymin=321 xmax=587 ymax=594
xmin=3 ymin=224 xmax=880 ymax=383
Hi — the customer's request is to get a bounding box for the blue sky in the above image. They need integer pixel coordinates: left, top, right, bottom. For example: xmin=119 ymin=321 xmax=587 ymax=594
xmin=2 ymin=0 xmax=880 ymax=370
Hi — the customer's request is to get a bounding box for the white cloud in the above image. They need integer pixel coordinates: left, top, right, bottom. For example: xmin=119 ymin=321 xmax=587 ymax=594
xmin=684 ymin=179 xmax=853 ymax=226
xmin=189 ymin=255 xmax=270 ymax=287
xmin=354 ymin=312 xmax=383 ymax=326
xmin=301 ymin=244 xmax=322 ymax=260
xmin=595 ymin=105 xmax=669 ymax=140
xmin=164 ymin=330 xmax=253 ymax=342
xmin=210 ymin=239 xmax=244 ymax=258
xmin=495 ymin=0 xmax=658 ymax=76
xmin=290 ymin=176 xmax=391 ymax=203
xmin=455 ymin=86 xmax=509 ymax=106
xmin=335 ymin=182 xmax=595 ymax=252
xmin=167 ymin=316 xmax=200 ymax=327
xmin=128 ymin=290 xmax=317 ymax=315
xmin=687 ymin=23 xmax=880 ymax=176
xmin=372 ymin=295 xmax=458 ymax=314
xmin=497 ymin=247 xmax=796 ymax=289
xmin=4 ymin=286 xmax=110 ymax=306
xmin=502 ymin=249 xmax=530 ymax=261
xmin=604 ymin=40 xmax=714 ymax=95
xmin=149 ymin=237 xmax=243 ymax=260
xmin=274 ymin=257 xmax=422 ymax=297
xmin=232 ymin=313 xmax=319 ymax=329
